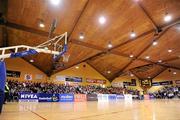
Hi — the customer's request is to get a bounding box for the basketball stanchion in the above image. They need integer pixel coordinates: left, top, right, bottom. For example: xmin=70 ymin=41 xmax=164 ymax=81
xmin=0 ymin=32 xmax=68 ymax=113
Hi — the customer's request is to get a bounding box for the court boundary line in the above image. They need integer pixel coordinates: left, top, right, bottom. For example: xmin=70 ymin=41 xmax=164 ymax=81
xmin=68 ymin=106 xmax=140 ymax=120
xmin=26 ymin=108 xmax=48 ymax=120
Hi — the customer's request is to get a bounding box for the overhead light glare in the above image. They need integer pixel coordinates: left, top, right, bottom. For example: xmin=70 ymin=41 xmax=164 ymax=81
xmin=145 ymin=56 xmax=150 ymax=59
xmin=152 ymin=41 xmax=158 ymax=46
xmin=130 ymin=54 xmax=134 ymax=58
xmin=173 ymin=72 xmax=177 ymax=75
xmin=79 ymin=33 xmax=84 ymax=40
xmin=158 ymin=60 xmax=162 ymax=63
xmin=168 ymin=49 xmax=172 ymax=53
xmin=75 ymin=66 xmax=79 ymax=69
xmin=99 ymin=16 xmax=106 ymax=25
xmin=164 ymin=13 xmax=172 ymax=22
xmin=30 ymin=59 xmax=34 ymax=63
xmin=50 ymin=0 xmax=61 ymax=6
xmin=130 ymin=31 xmax=136 ymax=38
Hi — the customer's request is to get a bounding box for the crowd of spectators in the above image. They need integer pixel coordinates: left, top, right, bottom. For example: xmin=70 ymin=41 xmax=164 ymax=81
xmin=6 ymin=80 xmax=139 ymax=101
xmin=149 ymin=86 xmax=180 ymax=99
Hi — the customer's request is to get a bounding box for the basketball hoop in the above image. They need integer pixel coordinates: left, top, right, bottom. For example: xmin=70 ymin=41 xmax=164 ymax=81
xmin=62 ymin=52 xmax=70 ymax=63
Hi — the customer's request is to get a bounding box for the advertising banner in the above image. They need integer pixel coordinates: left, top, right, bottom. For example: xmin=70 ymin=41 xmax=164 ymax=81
xmin=116 ymin=94 xmax=124 ymax=100
xmin=19 ymin=93 xmax=38 ymax=102
xmin=98 ymin=94 xmax=109 ymax=101
xmin=66 ymin=77 xmax=82 ymax=82
xmin=59 ymin=94 xmax=74 ymax=102
xmin=86 ymin=78 xmax=106 ymax=84
xmin=38 ymin=93 xmax=59 ymax=102
xmin=86 ymin=94 xmax=98 ymax=101
xmin=175 ymin=80 xmax=180 ymax=84
xmin=74 ymin=94 xmax=87 ymax=102
xmin=144 ymin=95 xmax=150 ymax=100
xmin=152 ymin=81 xmax=173 ymax=86
xmin=124 ymin=94 xmax=132 ymax=101
xmin=108 ymin=94 xmax=116 ymax=100
xmin=6 ymin=70 xmax=21 ymax=78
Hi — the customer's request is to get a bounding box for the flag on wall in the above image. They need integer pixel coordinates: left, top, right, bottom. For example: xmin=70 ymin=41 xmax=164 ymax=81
xmin=24 ymin=74 xmax=32 ymax=80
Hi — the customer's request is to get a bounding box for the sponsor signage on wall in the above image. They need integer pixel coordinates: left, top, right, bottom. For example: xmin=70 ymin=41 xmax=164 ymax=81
xmin=56 ymin=76 xmax=66 ymax=81
xmin=59 ymin=94 xmax=74 ymax=102
xmin=66 ymin=77 xmax=82 ymax=82
xmin=86 ymin=78 xmax=106 ymax=84
xmin=74 ymin=94 xmax=87 ymax=102
xmin=123 ymin=79 xmax=136 ymax=86
xmin=19 ymin=93 xmax=38 ymax=102
xmin=38 ymin=93 xmax=59 ymax=102
xmin=175 ymin=80 xmax=180 ymax=84
xmin=152 ymin=81 xmax=173 ymax=86
xmin=6 ymin=70 xmax=21 ymax=78
xmin=86 ymin=94 xmax=98 ymax=101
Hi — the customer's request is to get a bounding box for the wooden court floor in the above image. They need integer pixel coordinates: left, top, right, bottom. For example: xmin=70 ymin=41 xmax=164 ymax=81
xmin=0 ymin=99 xmax=180 ymax=120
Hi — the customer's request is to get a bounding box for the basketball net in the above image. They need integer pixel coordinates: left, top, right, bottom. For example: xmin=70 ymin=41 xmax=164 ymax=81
xmin=62 ymin=52 xmax=70 ymax=63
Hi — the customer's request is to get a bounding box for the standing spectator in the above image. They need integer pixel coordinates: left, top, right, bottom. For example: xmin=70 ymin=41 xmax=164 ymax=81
xmin=4 ymin=82 xmax=10 ymax=104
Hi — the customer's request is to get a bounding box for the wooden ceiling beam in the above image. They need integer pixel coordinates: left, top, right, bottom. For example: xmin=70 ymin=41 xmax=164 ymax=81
xmin=68 ymin=0 xmax=89 ymax=40
xmin=151 ymin=67 xmax=167 ymax=79
xmin=129 ymin=69 xmax=141 ymax=80
xmin=5 ymin=18 xmax=180 ymax=76
xmin=137 ymin=2 xmax=159 ymax=31
xmin=86 ymin=61 xmax=110 ymax=81
xmin=52 ymin=18 xmax=180 ymax=75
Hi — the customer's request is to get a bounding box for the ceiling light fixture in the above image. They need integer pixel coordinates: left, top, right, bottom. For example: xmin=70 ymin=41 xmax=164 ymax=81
xmin=130 ymin=31 xmax=136 ymax=38
xmin=107 ymin=41 xmax=113 ymax=48
xmin=99 ymin=16 xmax=106 ymax=25
xmin=158 ymin=60 xmax=162 ymax=63
xmin=168 ymin=49 xmax=172 ymax=53
xmin=30 ymin=59 xmax=34 ymax=63
xmin=164 ymin=13 xmax=172 ymax=22
xmin=79 ymin=33 xmax=84 ymax=40
xmin=148 ymin=76 xmax=151 ymax=79
xmin=107 ymin=71 xmax=111 ymax=74
xmin=50 ymin=0 xmax=61 ymax=6
xmin=173 ymin=72 xmax=177 ymax=75
xmin=145 ymin=56 xmax=150 ymax=59
xmin=39 ymin=22 xmax=45 ymax=28
xmin=152 ymin=41 xmax=158 ymax=46
xmin=130 ymin=54 xmax=134 ymax=58
xmin=130 ymin=73 xmax=134 ymax=77
xmin=75 ymin=66 xmax=79 ymax=69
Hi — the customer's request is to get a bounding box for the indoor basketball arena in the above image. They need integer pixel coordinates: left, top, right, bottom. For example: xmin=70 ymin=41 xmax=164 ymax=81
xmin=0 ymin=0 xmax=180 ymax=120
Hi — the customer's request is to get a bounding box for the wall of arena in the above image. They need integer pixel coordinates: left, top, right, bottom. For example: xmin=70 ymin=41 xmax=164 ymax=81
xmin=50 ymin=62 xmax=111 ymax=86
xmin=111 ymin=75 xmax=143 ymax=91
xmin=148 ymin=69 xmax=180 ymax=93
xmin=5 ymin=58 xmax=48 ymax=82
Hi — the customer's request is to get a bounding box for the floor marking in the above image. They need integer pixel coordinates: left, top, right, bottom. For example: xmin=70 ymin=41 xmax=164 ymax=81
xmin=69 ymin=107 xmax=139 ymax=120
xmin=25 ymin=108 xmax=48 ymax=120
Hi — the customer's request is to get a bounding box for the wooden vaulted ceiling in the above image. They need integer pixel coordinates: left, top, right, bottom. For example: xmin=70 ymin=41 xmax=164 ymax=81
xmin=0 ymin=0 xmax=180 ymax=81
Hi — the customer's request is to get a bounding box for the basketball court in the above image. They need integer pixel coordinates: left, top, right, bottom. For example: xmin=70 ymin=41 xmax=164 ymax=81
xmin=1 ymin=100 xmax=180 ymax=120
xmin=0 ymin=0 xmax=180 ymax=120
